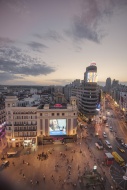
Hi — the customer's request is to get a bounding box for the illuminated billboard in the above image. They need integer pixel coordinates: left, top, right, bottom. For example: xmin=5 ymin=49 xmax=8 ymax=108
xmin=49 ymin=119 xmax=66 ymax=135
xmin=87 ymin=72 xmax=97 ymax=82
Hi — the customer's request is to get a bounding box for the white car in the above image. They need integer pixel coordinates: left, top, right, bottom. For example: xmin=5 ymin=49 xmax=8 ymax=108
xmin=109 ymin=126 xmax=113 ymax=132
xmin=95 ymin=142 xmax=103 ymax=150
xmin=121 ymin=143 xmax=127 ymax=148
xmin=105 ymin=140 xmax=112 ymax=149
xmin=103 ymin=132 xmax=107 ymax=138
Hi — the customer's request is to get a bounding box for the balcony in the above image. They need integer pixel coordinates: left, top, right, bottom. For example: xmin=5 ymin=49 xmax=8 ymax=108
xmin=14 ymin=128 xmax=37 ymax=132
xmin=14 ymin=134 xmax=37 ymax=137
xmin=14 ymin=123 xmax=37 ymax=126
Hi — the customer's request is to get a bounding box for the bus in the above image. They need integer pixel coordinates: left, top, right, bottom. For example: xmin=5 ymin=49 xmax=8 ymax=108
xmin=104 ymin=152 xmax=114 ymax=166
xmin=7 ymin=151 xmax=18 ymax=158
xmin=112 ymin=151 xmax=125 ymax=167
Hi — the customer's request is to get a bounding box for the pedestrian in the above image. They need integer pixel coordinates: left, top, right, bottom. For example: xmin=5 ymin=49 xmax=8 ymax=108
xmin=51 ymin=175 xmax=54 ymax=180
xmin=36 ymin=180 xmax=39 ymax=185
xmin=43 ymin=175 xmax=45 ymax=181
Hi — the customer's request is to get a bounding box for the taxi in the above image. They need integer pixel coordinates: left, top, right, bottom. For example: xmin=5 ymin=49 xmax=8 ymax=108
xmin=117 ymin=146 xmax=125 ymax=153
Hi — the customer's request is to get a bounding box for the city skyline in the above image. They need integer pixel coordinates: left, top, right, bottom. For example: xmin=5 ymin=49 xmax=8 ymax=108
xmin=0 ymin=0 xmax=127 ymax=86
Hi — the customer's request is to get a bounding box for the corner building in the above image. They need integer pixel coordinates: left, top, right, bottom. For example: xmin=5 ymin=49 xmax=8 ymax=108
xmin=79 ymin=63 xmax=99 ymax=118
xmin=5 ymin=96 xmax=77 ymax=147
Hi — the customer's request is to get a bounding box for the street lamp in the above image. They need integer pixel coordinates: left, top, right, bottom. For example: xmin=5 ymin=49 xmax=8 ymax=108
xmin=93 ymin=165 xmax=97 ymax=172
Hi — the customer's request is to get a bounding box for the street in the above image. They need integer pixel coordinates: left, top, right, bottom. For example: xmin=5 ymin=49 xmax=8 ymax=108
xmin=0 ymin=96 xmax=127 ymax=190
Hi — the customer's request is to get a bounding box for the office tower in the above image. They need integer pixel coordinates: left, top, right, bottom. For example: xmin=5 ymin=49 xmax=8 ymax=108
xmin=105 ymin=77 xmax=111 ymax=93
xmin=112 ymin=79 xmax=119 ymax=88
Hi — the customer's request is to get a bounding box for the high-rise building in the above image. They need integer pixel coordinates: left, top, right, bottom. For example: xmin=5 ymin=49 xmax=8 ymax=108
xmin=112 ymin=79 xmax=119 ymax=88
xmin=79 ymin=63 xmax=98 ymax=118
xmin=105 ymin=77 xmax=111 ymax=93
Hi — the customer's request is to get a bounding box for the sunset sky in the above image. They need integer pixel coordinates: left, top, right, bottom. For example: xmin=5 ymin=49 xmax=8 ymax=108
xmin=0 ymin=0 xmax=127 ymax=86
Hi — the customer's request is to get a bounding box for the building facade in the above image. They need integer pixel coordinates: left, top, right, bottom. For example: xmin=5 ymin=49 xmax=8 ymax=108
xmin=105 ymin=77 xmax=111 ymax=93
xmin=5 ymin=96 xmax=78 ymax=147
xmin=79 ymin=63 xmax=99 ymax=118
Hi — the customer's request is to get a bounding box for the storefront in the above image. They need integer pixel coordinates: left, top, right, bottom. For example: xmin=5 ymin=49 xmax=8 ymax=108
xmin=23 ymin=138 xmax=36 ymax=147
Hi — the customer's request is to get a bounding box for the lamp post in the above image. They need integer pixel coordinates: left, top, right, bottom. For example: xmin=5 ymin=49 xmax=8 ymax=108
xmin=93 ymin=164 xmax=97 ymax=174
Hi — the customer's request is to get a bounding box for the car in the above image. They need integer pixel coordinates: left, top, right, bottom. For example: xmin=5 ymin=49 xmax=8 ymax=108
xmin=1 ymin=160 xmax=10 ymax=167
xmin=121 ymin=143 xmax=127 ymax=148
xmin=116 ymin=137 xmax=124 ymax=143
xmin=95 ymin=141 xmax=103 ymax=150
xmin=103 ymin=132 xmax=107 ymax=138
xmin=105 ymin=140 xmax=112 ymax=149
xmin=117 ymin=146 xmax=125 ymax=153
xmin=109 ymin=126 xmax=113 ymax=132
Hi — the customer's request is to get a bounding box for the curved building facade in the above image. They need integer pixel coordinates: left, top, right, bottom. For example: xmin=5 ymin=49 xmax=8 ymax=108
xmin=79 ymin=63 xmax=99 ymax=118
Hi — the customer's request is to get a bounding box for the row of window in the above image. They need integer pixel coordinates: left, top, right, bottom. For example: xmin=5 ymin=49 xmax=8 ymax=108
xmin=14 ymin=127 xmax=37 ymax=131
xmin=40 ymin=112 xmax=76 ymax=116
xmin=14 ymin=122 xmax=37 ymax=125
xmin=13 ymin=112 xmax=37 ymax=114
xmin=14 ymin=116 xmax=37 ymax=119
xmin=14 ymin=132 xmax=36 ymax=137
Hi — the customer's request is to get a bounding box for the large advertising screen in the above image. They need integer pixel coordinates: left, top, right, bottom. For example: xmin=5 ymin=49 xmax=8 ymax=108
xmin=87 ymin=72 xmax=97 ymax=82
xmin=49 ymin=119 xmax=66 ymax=135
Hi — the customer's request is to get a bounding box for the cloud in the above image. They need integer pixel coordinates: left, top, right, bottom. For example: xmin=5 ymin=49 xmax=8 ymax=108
xmin=0 ymin=37 xmax=15 ymax=45
xmin=66 ymin=0 xmax=127 ymax=43
xmin=0 ymin=71 xmax=23 ymax=82
xmin=27 ymin=41 xmax=48 ymax=52
xmin=34 ymin=30 xmax=64 ymax=42
xmin=0 ymin=45 xmax=56 ymax=82
xmin=43 ymin=30 xmax=64 ymax=42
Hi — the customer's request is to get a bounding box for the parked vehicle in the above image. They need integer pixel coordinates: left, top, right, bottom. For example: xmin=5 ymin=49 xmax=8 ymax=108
xmin=103 ymin=132 xmax=107 ymax=138
xmin=109 ymin=126 xmax=113 ymax=132
xmin=116 ymin=137 xmax=124 ymax=144
xmin=7 ymin=151 xmax=18 ymax=157
xmin=112 ymin=151 xmax=125 ymax=167
xmin=121 ymin=143 xmax=127 ymax=148
xmin=104 ymin=152 xmax=114 ymax=166
xmin=95 ymin=141 xmax=103 ymax=150
xmin=105 ymin=140 xmax=112 ymax=149
xmin=117 ymin=146 xmax=125 ymax=153
xmin=1 ymin=160 xmax=10 ymax=168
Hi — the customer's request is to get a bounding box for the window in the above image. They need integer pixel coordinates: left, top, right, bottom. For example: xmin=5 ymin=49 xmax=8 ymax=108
xmin=74 ymin=113 xmax=75 ymax=115
xmin=62 ymin=113 xmax=64 ymax=116
xmin=40 ymin=113 xmax=42 ymax=116
xmin=57 ymin=113 xmax=59 ymax=116
xmin=52 ymin=113 xmax=54 ymax=116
